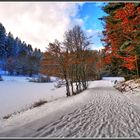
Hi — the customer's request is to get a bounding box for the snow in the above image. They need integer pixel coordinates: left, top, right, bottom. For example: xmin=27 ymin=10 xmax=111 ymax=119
xmin=1 ymin=75 xmax=57 ymax=82
xmin=114 ymin=78 xmax=140 ymax=108
xmin=0 ymin=81 xmax=92 ymax=133
xmin=0 ymin=70 xmax=8 ymax=75
xmin=1 ymin=80 xmax=140 ymax=137
xmin=0 ymin=75 xmax=66 ymax=118
xmin=0 ymin=76 xmax=119 ymax=119
xmin=88 ymin=80 xmax=114 ymax=88
xmin=2 ymin=75 xmax=30 ymax=82
xmin=0 ymin=80 xmax=111 ymax=122
xmin=102 ymin=77 xmax=125 ymax=82
xmin=1 ymin=76 xmax=140 ymax=137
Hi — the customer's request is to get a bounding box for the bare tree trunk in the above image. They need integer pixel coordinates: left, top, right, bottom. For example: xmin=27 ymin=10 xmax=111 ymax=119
xmin=64 ymin=72 xmax=70 ymax=96
xmin=82 ymin=66 xmax=88 ymax=90
xmin=65 ymin=79 xmax=70 ymax=96
xmin=70 ymin=81 xmax=74 ymax=95
xmin=135 ymin=55 xmax=139 ymax=78
xmin=75 ymin=64 xmax=80 ymax=94
xmin=76 ymin=81 xmax=79 ymax=93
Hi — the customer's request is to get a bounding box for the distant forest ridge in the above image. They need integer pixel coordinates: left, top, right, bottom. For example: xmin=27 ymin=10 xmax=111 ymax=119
xmin=0 ymin=22 xmax=42 ymax=76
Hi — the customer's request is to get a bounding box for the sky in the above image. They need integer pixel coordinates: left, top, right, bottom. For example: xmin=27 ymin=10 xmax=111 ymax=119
xmin=0 ymin=2 xmax=107 ymax=52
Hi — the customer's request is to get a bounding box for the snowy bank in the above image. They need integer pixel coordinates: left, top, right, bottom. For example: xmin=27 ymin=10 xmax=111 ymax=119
xmin=0 ymin=75 xmax=65 ymax=118
xmin=1 ymin=80 xmax=140 ymax=137
xmin=115 ymin=78 xmax=140 ymax=108
xmin=102 ymin=77 xmax=125 ymax=82
xmin=0 ymin=80 xmax=113 ymax=135
xmin=0 ymin=76 xmax=118 ymax=119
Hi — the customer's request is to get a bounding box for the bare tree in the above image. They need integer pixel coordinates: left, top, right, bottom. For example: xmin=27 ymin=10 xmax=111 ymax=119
xmin=64 ymin=25 xmax=92 ymax=94
xmin=41 ymin=25 xmax=94 ymax=96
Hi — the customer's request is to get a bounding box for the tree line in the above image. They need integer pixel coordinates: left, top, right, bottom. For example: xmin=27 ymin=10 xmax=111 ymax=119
xmin=0 ymin=23 xmax=103 ymax=97
xmin=101 ymin=3 xmax=140 ymax=79
xmin=0 ymin=22 xmax=109 ymax=96
xmin=41 ymin=25 xmax=103 ymax=96
xmin=0 ymin=23 xmax=42 ymax=76
xmin=1 ymin=2 xmax=139 ymax=96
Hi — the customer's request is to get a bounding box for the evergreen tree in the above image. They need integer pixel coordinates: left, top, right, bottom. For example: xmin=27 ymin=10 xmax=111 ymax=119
xmin=0 ymin=23 xmax=42 ymax=75
xmin=101 ymin=3 xmax=140 ymax=78
xmin=14 ymin=37 xmax=21 ymax=57
xmin=0 ymin=23 xmax=6 ymax=59
xmin=6 ymin=32 xmax=15 ymax=58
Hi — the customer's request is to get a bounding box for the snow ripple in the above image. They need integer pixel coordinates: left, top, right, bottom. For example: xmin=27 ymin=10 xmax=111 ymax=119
xmin=31 ymin=87 xmax=140 ymax=138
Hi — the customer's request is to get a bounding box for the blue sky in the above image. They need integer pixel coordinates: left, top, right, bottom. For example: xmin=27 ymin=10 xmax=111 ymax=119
xmin=75 ymin=2 xmax=107 ymax=50
xmin=78 ymin=2 xmax=106 ymax=30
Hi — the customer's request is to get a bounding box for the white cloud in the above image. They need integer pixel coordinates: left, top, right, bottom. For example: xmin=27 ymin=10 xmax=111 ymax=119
xmin=86 ymin=29 xmax=102 ymax=38
xmin=72 ymin=18 xmax=84 ymax=27
xmin=0 ymin=2 xmax=84 ymax=52
xmin=83 ymin=15 xmax=89 ymax=22
xmin=86 ymin=29 xmax=103 ymax=50
xmin=91 ymin=45 xmax=104 ymax=51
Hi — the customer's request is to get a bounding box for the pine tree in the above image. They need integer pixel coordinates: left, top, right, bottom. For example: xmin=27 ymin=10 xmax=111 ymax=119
xmin=101 ymin=3 xmax=140 ymax=78
xmin=0 ymin=23 xmax=6 ymax=59
xmin=6 ymin=32 xmax=15 ymax=58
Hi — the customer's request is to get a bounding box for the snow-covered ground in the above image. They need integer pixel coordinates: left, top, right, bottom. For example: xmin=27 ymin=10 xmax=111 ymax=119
xmin=88 ymin=80 xmax=114 ymax=88
xmin=102 ymin=77 xmax=125 ymax=82
xmin=114 ymin=78 xmax=140 ymax=108
xmin=0 ymin=75 xmax=115 ymax=119
xmin=0 ymin=69 xmax=8 ymax=75
xmin=0 ymin=75 xmax=66 ymax=118
xmin=1 ymin=79 xmax=140 ymax=137
xmin=2 ymin=76 xmax=140 ymax=137
xmin=0 ymin=79 xmax=114 ymax=126
xmin=0 ymin=80 xmax=114 ymax=135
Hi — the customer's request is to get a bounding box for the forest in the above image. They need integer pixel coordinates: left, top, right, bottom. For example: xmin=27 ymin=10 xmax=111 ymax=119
xmin=0 ymin=2 xmax=140 ymax=96
xmin=101 ymin=3 xmax=140 ymax=79
xmin=0 ymin=23 xmax=42 ymax=76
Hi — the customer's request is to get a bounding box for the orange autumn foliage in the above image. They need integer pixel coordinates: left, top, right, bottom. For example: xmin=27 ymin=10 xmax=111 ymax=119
xmin=103 ymin=3 xmax=140 ymax=72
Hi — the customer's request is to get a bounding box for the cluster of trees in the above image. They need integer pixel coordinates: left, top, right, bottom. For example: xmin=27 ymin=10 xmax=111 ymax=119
xmin=41 ymin=26 xmax=102 ymax=96
xmin=0 ymin=23 xmax=42 ymax=76
xmin=101 ymin=3 xmax=140 ymax=79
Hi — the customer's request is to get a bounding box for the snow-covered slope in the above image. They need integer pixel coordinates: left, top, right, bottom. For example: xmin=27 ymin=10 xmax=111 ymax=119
xmin=1 ymin=80 xmax=140 ymax=137
xmin=0 ymin=75 xmax=65 ymax=118
xmin=0 ymin=75 xmax=115 ymax=119
xmin=115 ymin=78 xmax=140 ymax=108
